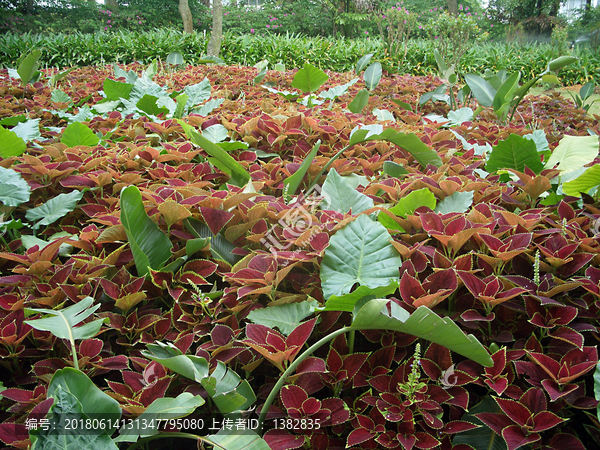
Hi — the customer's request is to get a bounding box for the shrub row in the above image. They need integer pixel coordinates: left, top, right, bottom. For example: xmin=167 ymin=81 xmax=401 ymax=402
xmin=0 ymin=29 xmax=598 ymax=85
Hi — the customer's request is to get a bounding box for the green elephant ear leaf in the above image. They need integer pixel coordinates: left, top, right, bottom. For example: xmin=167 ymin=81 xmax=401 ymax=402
xmin=486 ymin=133 xmax=543 ymax=174
xmin=247 ymin=300 xmax=319 ymax=335
xmin=0 ymin=166 xmax=31 ymax=207
xmin=25 ymin=189 xmax=84 ymax=230
xmin=120 ymin=185 xmax=173 ymax=277
xmin=47 ymin=367 xmax=122 ymax=434
xmin=29 ymin=386 xmax=119 ymax=450
xmin=351 ymin=299 xmax=493 ymax=367
xmin=60 ymin=122 xmax=100 ymax=147
xmin=320 ymin=168 xmax=374 ymax=215
xmin=0 ymin=125 xmax=27 ymax=158
xmin=291 ymin=62 xmax=329 ymax=94
xmin=320 ymin=214 xmax=401 ymax=300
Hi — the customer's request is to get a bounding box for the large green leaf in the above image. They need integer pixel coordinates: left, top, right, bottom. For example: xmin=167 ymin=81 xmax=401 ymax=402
xmin=103 ymin=78 xmax=133 ymax=101
xmin=247 ymin=300 xmax=319 ymax=335
xmin=351 ymin=299 xmax=493 ymax=367
xmin=382 ymin=161 xmax=409 ymax=178
xmin=120 ymin=185 xmax=173 ymax=277
xmin=25 ymin=189 xmax=84 ymax=229
xmin=51 ymin=89 xmax=72 ymax=104
xmin=544 ymin=135 xmax=599 ymax=174
xmin=464 ymin=74 xmax=495 ymax=107
xmin=136 ymin=94 xmax=170 ymax=117
xmin=355 ymin=53 xmax=374 ymax=74
xmin=167 ymin=51 xmax=184 ymax=65
xmin=0 ymin=125 xmax=26 ymax=158
xmin=60 ymin=122 xmax=100 ymax=147
xmin=492 ymin=72 xmax=520 ymax=120
xmin=24 ymin=297 xmax=106 ymax=343
xmin=320 ymin=214 xmax=402 ymax=300
xmin=203 ymin=124 xmax=229 ymax=143
xmin=378 ymin=188 xmax=436 ymax=231
xmin=17 ymin=48 xmax=41 ymax=86
xmin=184 ymin=78 xmax=212 ymax=106
xmin=319 ymin=78 xmax=358 ymax=100
xmin=291 ymin=62 xmax=329 ymax=94
xmin=208 ymin=429 xmax=271 ymax=450
xmin=562 ymin=164 xmax=600 ymax=196
xmin=323 ymin=280 xmax=398 ymax=312
xmin=547 ymin=55 xmax=578 ymax=71
xmin=321 ymin=169 xmax=374 ymax=214
xmin=366 ymin=128 xmax=443 ymax=168
xmin=193 ymin=98 xmax=225 ymax=116
xmin=30 ymin=386 xmax=119 ymax=450
xmin=47 ymin=368 xmax=122 ymax=434
xmin=0 ymin=166 xmax=31 ymax=207
xmin=117 ymin=393 xmax=205 ymax=441
xmin=142 ymin=342 xmax=255 ymax=414
xmin=452 ymin=396 xmax=507 ymax=449
xmin=180 ymin=120 xmax=250 ymax=187
xmin=283 ymin=140 xmax=321 ymax=196
xmin=364 ymin=62 xmax=382 ymax=90
xmin=435 ymin=191 xmax=474 ymax=214
xmin=348 ymin=88 xmax=369 ymax=113
xmin=486 ymin=133 xmax=544 ymax=174
xmin=12 ymin=118 xmax=41 ymax=142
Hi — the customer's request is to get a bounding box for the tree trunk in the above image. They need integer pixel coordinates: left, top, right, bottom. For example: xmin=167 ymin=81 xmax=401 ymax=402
xmin=586 ymin=0 xmax=592 ymax=10
xmin=447 ymin=0 xmax=458 ymax=15
xmin=105 ymin=0 xmax=119 ymax=11
xmin=207 ymin=0 xmax=223 ymax=57
xmin=179 ymin=0 xmax=194 ymax=34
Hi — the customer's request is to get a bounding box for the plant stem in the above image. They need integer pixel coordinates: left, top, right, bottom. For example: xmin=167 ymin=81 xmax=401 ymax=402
xmin=257 ymin=326 xmax=351 ymax=432
xmin=348 ymin=329 xmax=355 ymax=354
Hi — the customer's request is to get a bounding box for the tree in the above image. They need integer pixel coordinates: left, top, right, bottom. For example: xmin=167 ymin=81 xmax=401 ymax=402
xmin=448 ymin=0 xmax=458 ymax=15
xmin=104 ymin=0 xmax=119 ymax=10
xmin=178 ymin=0 xmax=193 ymax=33
xmin=207 ymin=0 xmax=222 ymax=56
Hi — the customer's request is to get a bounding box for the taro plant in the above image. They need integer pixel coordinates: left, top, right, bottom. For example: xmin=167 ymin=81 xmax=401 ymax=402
xmin=568 ymin=79 xmax=600 ymax=115
xmin=419 ymin=49 xmax=465 ymax=111
xmin=465 ymin=55 xmax=579 ymax=122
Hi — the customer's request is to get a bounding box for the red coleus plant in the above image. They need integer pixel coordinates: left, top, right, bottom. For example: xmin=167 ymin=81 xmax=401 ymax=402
xmin=476 ymin=388 xmax=567 ymax=450
xmin=515 ymin=346 xmax=598 ymax=402
xmin=243 ymin=318 xmax=317 ymax=371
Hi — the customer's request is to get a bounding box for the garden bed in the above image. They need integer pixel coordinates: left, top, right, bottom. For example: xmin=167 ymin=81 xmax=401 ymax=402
xmin=0 ymin=61 xmax=599 ymax=450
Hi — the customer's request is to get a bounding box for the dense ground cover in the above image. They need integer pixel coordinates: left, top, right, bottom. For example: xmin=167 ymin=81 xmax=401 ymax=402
xmin=0 ymin=57 xmax=600 ymax=450
xmin=1 ymin=30 xmax=600 ymax=86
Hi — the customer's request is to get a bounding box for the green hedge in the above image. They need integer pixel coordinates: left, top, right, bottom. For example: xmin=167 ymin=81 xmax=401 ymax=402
xmin=1 ymin=29 xmax=598 ymax=85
